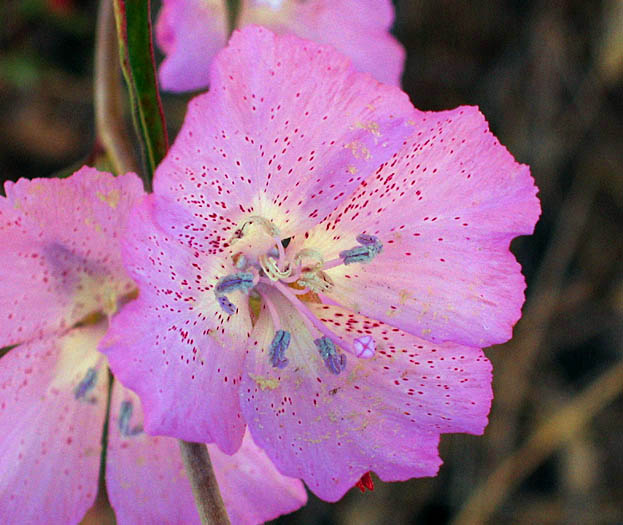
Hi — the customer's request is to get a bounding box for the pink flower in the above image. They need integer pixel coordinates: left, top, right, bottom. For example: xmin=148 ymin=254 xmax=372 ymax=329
xmin=156 ymin=0 xmax=405 ymax=92
xmin=103 ymin=26 xmax=540 ymax=502
xmin=0 ymin=169 xmax=306 ymax=524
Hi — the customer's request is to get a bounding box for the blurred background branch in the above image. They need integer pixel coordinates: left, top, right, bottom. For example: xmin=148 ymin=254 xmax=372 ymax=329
xmin=94 ymin=0 xmax=137 ymax=175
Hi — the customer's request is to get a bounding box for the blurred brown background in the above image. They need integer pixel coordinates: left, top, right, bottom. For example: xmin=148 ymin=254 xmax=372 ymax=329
xmin=1 ymin=0 xmax=621 ymax=523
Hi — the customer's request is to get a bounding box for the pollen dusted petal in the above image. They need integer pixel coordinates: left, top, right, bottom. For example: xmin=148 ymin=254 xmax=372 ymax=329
xmin=293 ymin=106 xmax=541 ymax=348
xmin=0 ymin=168 xmax=144 ymax=347
xmin=107 ymin=385 xmax=307 ymax=525
xmin=152 ymin=25 xmax=415 ymax=256
xmin=101 ymin=196 xmax=249 ymax=452
xmin=156 ymin=0 xmax=404 ymax=92
xmin=0 ymin=325 xmax=108 ymax=523
xmin=241 ymin=292 xmax=492 ymax=501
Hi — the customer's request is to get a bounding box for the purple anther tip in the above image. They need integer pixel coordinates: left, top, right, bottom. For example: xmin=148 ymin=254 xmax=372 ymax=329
xmin=217 ymin=295 xmax=237 ymax=315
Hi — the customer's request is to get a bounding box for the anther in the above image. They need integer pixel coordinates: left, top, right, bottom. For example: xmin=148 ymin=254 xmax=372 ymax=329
xmin=339 ymin=245 xmax=375 ymax=265
xmin=217 ymin=295 xmax=237 ymax=315
xmin=269 ymin=329 xmax=290 ymax=369
xmin=119 ymin=400 xmax=143 ymax=437
xmin=353 ymin=335 xmax=376 ymax=359
xmin=74 ymin=368 xmax=97 ymax=399
xmin=215 ymin=272 xmax=255 ymax=295
xmin=339 ymin=234 xmax=383 ymax=265
xmin=314 ymin=336 xmax=347 ymax=375
xmin=356 ymin=234 xmax=382 ymax=249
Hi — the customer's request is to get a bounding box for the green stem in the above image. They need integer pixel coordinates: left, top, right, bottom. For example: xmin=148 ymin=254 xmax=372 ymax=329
xmin=113 ymin=0 xmax=168 ymax=190
xmin=225 ymin=0 xmax=242 ymax=38
xmin=179 ymin=441 xmax=231 ymax=525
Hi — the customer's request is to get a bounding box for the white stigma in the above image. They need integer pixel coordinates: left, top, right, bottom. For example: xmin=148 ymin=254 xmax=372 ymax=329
xmin=253 ymin=0 xmax=285 ymax=10
xmin=353 ymin=335 xmax=375 ymax=359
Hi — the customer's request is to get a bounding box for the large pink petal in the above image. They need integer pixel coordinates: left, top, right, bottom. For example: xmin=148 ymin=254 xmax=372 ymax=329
xmin=291 ymin=106 xmax=541 ymax=348
xmin=288 ymin=0 xmax=405 ymax=86
xmin=107 ymin=385 xmax=307 ymax=525
xmin=156 ymin=0 xmax=227 ymax=92
xmin=156 ymin=0 xmax=404 ymax=92
xmin=208 ymin=430 xmax=307 ymax=523
xmin=0 ymin=325 xmax=108 ymax=523
xmin=0 ymin=168 xmax=143 ymax=347
xmin=153 ymin=25 xmax=415 ymax=257
xmin=101 ymin=196 xmax=248 ymax=452
xmin=240 ymin=291 xmax=492 ymax=501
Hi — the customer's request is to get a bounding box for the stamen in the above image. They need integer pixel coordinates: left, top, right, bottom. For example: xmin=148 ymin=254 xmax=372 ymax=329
xmin=356 ymin=234 xmax=381 ymax=248
xmin=271 ymin=281 xmax=352 ymax=352
xmin=259 ymin=255 xmax=292 ymax=281
xmin=259 ymin=289 xmax=281 ymax=331
xmin=281 ymin=263 xmax=303 ymax=283
xmin=297 ymin=270 xmax=333 ymax=293
xmin=295 ymin=247 xmax=324 ymax=265
xmin=324 ymin=234 xmax=383 ymax=269
xmin=217 ymin=295 xmax=237 ymax=315
xmin=215 ymin=272 xmax=255 ymax=295
xmin=339 ymin=245 xmax=376 ymax=265
xmin=269 ymin=329 xmax=290 ymax=369
xmin=353 ymin=335 xmax=375 ymax=359
xmin=74 ymin=367 xmax=97 ymax=399
xmin=119 ymin=400 xmax=143 ymax=437
xmin=314 ymin=337 xmax=347 ymax=375
xmin=275 ymin=236 xmax=286 ymax=267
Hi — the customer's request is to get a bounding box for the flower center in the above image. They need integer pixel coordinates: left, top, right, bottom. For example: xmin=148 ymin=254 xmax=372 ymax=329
xmin=214 ymin=217 xmax=382 ymax=375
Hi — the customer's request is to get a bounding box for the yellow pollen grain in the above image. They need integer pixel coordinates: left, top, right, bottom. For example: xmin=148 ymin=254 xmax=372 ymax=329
xmin=97 ymin=189 xmax=121 ymax=209
xmin=344 ymin=141 xmax=372 ymax=160
xmin=84 ymin=216 xmax=102 ymax=233
xmin=347 ymin=166 xmax=358 ymax=174
xmin=398 ymin=289 xmax=411 ymax=305
xmin=249 ymin=373 xmax=280 ymax=390
xmin=352 ymin=121 xmax=381 ymax=137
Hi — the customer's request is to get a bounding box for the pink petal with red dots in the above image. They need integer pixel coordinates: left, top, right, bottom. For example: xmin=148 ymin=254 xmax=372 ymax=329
xmin=107 ymin=385 xmax=306 ymax=525
xmin=293 ymin=106 xmax=540 ymax=348
xmin=156 ymin=0 xmax=404 ymax=92
xmin=156 ymin=0 xmax=226 ymax=92
xmin=101 ymin=196 xmax=249 ymax=453
xmin=0 ymin=168 xmax=143 ymax=347
xmin=152 ymin=25 xmax=415 ymax=254
xmin=240 ymin=291 xmax=491 ymax=501
xmin=0 ymin=325 xmax=108 ymax=523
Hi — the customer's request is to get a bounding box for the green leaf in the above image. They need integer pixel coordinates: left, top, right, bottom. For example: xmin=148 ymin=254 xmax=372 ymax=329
xmin=113 ymin=0 xmax=168 ymax=189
